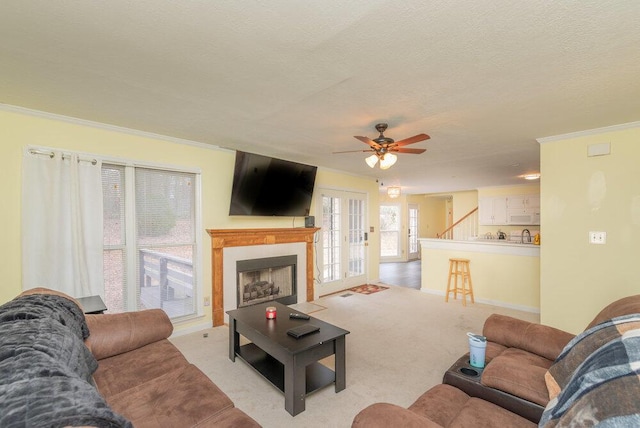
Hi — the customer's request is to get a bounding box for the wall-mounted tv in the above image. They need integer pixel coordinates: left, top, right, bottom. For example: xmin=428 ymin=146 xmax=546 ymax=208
xmin=229 ymin=151 xmax=318 ymax=216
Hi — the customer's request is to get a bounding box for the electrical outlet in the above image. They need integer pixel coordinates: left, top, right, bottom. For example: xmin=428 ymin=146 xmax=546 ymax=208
xmin=589 ymin=231 xmax=606 ymax=244
xmin=204 ymin=296 xmax=211 ymax=306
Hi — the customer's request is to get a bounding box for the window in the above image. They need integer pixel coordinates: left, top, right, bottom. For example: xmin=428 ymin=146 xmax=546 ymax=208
xmin=102 ymin=164 xmax=200 ymax=320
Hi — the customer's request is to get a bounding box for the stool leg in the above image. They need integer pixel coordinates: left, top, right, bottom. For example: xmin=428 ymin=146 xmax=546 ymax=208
xmin=453 ymin=260 xmax=459 ymax=300
xmin=445 ymin=260 xmax=454 ymax=302
xmin=459 ymin=262 xmax=466 ymax=306
xmin=466 ymin=263 xmax=474 ymax=304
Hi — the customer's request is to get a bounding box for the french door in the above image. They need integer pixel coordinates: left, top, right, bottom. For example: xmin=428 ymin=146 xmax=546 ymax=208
xmin=318 ymin=190 xmax=367 ymax=296
xmin=408 ymin=204 xmax=420 ymax=260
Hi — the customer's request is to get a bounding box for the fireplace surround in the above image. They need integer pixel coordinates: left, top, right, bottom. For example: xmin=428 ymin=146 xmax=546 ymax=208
xmin=207 ymin=228 xmax=319 ymax=326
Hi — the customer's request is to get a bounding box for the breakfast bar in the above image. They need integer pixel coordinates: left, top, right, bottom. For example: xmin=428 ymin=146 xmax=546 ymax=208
xmin=419 ymin=238 xmax=540 ymax=312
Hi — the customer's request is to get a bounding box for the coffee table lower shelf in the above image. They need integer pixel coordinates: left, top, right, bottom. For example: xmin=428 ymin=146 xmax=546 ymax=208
xmin=237 ymin=343 xmax=336 ymax=394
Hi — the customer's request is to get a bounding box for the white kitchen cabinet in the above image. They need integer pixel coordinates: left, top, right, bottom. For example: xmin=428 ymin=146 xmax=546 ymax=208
xmin=479 ymin=197 xmax=508 ymax=225
xmin=480 ymin=194 xmax=540 ymax=225
xmin=506 ymin=195 xmax=540 ymax=225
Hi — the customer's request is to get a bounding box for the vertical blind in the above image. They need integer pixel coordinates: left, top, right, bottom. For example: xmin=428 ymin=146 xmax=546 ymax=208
xmin=103 ymin=164 xmax=198 ymax=318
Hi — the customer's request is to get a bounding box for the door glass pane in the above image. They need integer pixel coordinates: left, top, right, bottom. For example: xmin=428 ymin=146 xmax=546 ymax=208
xmin=322 ymin=196 xmax=341 ymax=282
xmin=348 ymin=198 xmax=365 ymax=277
xmin=409 ymin=206 xmax=419 ymax=254
xmin=380 ymin=205 xmax=400 ymax=257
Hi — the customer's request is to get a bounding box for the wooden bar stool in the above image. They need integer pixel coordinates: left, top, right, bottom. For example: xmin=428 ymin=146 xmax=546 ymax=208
xmin=445 ymin=258 xmax=474 ymax=306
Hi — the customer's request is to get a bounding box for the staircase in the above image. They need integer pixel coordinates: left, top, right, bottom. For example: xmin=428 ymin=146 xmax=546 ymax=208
xmin=437 ymin=207 xmax=478 ymax=240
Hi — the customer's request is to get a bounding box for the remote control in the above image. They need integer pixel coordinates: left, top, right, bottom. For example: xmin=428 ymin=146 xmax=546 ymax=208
xmin=289 ymin=313 xmax=310 ymax=320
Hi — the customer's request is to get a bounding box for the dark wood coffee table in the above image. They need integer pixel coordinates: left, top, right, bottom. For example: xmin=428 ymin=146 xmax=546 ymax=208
xmin=227 ymin=301 xmax=349 ymax=416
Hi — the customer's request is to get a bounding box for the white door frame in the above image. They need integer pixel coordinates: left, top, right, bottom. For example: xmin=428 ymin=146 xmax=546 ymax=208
xmin=408 ymin=203 xmax=420 ymax=260
xmin=317 ymin=189 xmax=368 ymax=297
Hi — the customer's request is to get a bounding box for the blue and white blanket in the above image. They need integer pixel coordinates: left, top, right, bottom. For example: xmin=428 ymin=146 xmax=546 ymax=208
xmin=541 ymin=314 xmax=640 ymax=427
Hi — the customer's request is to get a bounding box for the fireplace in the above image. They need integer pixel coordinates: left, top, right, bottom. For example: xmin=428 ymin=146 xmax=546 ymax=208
xmin=237 ymin=255 xmax=297 ymax=307
xmin=207 ymin=228 xmax=319 ymax=326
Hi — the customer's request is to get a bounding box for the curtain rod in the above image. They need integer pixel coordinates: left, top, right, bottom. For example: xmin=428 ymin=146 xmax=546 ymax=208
xmin=28 ymin=148 xmax=98 ymax=165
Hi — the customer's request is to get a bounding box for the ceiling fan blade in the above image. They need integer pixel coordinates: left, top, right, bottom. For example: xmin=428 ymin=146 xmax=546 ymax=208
xmin=394 ymin=133 xmax=430 ymax=147
xmin=393 ymin=147 xmax=427 ymax=154
xmin=332 ymin=149 xmax=375 ymax=154
xmin=354 ymin=135 xmax=382 ymax=149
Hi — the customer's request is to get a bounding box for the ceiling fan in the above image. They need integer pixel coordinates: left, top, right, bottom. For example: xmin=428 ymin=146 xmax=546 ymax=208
xmin=333 ymin=123 xmax=430 ymax=169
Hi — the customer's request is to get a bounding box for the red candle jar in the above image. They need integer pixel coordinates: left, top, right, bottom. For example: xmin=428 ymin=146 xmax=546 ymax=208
xmin=266 ymin=306 xmax=277 ymax=319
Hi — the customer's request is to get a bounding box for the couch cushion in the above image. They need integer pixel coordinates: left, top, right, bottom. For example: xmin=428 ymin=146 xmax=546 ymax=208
xmin=483 ymin=314 xmax=574 ymax=361
xmin=86 ymin=309 xmax=173 ymax=360
xmin=106 ymin=364 xmax=239 ymax=428
xmin=481 ymin=350 xmax=551 ymax=406
xmin=408 ymin=384 xmax=536 ymax=427
xmin=93 ymin=338 xmax=189 ymax=398
xmin=353 ymin=403 xmax=441 ymax=427
xmin=450 ymin=397 xmax=537 ymax=427
xmin=409 ymin=384 xmax=471 ymax=426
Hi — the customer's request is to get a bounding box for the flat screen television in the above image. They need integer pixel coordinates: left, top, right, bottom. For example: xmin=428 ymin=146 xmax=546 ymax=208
xmin=229 ymin=151 xmax=318 ymax=216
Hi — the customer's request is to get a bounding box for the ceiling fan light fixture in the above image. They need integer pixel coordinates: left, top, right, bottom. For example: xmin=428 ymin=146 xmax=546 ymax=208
xmin=365 ymin=154 xmax=379 ymax=168
xmin=387 ymin=186 xmax=401 ymax=198
xmin=379 ymin=153 xmax=397 ymax=170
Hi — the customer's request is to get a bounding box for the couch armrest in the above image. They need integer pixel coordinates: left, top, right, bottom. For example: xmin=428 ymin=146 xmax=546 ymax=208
xmin=352 ymin=403 xmax=442 ymax=428
xmin=483 ymin=314 xmax=574 ymax=361
xmin=85 ymin=309 xmax=173 ymax=360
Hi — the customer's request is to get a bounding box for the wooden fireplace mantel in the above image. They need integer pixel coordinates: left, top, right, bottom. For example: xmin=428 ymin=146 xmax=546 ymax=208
xmin=206 ymin=227 xmax=320 ymax=327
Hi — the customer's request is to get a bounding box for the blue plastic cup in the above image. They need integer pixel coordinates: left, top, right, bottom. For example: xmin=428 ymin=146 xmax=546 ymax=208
xmin=468 ymin=333 xmax=487 ymax=368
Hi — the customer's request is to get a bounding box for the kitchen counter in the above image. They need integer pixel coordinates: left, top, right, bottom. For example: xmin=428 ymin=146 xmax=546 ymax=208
xmin=419 ymin=238 xmax=540 ymax=312
xmin=429 ymin=238 xmax=541 ymax=255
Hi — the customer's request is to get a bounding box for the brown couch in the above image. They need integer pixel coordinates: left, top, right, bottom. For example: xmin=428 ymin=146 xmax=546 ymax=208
xmin=352 ymin=294 xmax=640 ymax=427
xmin=477 ymin=294 xmax=640 ymax=420
xmin=85 ymin=309 xmax=260 ymax=427
xmin=3 ymin=288 xmax=259 ymax=427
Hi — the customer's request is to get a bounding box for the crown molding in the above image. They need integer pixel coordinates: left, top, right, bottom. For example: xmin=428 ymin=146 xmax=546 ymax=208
xmin=0 ymin=103 xmax=229 ymax=152
xmin=537 ymin=121 xmax=640 ymax=144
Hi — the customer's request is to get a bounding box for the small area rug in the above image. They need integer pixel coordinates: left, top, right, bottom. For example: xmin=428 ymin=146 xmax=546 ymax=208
xmin=349 ymin=284 xmax=389 ymax=295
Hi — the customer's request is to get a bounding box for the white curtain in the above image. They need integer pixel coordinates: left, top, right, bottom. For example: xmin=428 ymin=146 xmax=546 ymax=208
xmin=22 ymin=149 xmax=104 ymax=298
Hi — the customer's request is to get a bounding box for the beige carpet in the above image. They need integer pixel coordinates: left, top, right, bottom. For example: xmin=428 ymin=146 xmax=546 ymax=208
xmin=170 ymin=285 xmax=539 ymax=428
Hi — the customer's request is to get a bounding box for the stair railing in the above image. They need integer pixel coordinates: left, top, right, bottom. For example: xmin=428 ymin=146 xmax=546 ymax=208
xmin=437 ymin=207 xmax=478 ymax=240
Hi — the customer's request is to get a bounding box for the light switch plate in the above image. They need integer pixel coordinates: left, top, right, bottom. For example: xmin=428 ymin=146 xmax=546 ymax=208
xmin=589 ymin=231 xmax=606 ymax=244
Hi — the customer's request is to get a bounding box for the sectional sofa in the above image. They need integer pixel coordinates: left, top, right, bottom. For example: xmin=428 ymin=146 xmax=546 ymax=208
xmin=0 ymin=288 xmax=260 ymax=427
xmin=353 ymin=294 xmax=640 ymax=427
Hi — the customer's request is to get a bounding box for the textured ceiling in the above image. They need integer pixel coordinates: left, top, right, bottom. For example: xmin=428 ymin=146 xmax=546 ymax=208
xmin=1 ymin=1 xmax=639 ymax=193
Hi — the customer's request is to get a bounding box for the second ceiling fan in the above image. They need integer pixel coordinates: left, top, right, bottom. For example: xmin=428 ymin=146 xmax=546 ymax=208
xmin=334 ymin=123 xmax=430 ymax=169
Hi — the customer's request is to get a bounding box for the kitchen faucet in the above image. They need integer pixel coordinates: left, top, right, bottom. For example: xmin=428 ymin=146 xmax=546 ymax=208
xmin=521 ymin=229 xmax=531 ymax=243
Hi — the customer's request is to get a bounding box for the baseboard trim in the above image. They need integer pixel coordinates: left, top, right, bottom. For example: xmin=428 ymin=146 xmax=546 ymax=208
xmin=170 ymin=319 xmax=213 ymax=337
xmin=420 ymin=288 xmax=540 ymax=314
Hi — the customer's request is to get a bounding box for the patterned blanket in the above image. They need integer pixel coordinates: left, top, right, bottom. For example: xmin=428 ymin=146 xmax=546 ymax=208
xmin=540 ymin=314 xmax=640 ymax=427
xmin=0 ymin=294 xmax=132 ymax=428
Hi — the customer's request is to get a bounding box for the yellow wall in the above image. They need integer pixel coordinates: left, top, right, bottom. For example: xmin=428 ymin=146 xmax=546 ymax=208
xmin=421 ymin=244 xmax=540 ymax=311
xmin=409 ymin=195 xmax=447 ymax=238
xmin=451 ymin=190 xmax=478 ymax=221
xmin=0 ymin=107 xmax=380 ymax=330
xmin=477 ymin=184 xmax=541 ymax=237
xmin=540 ymin=123 xmax=640 ymax=333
